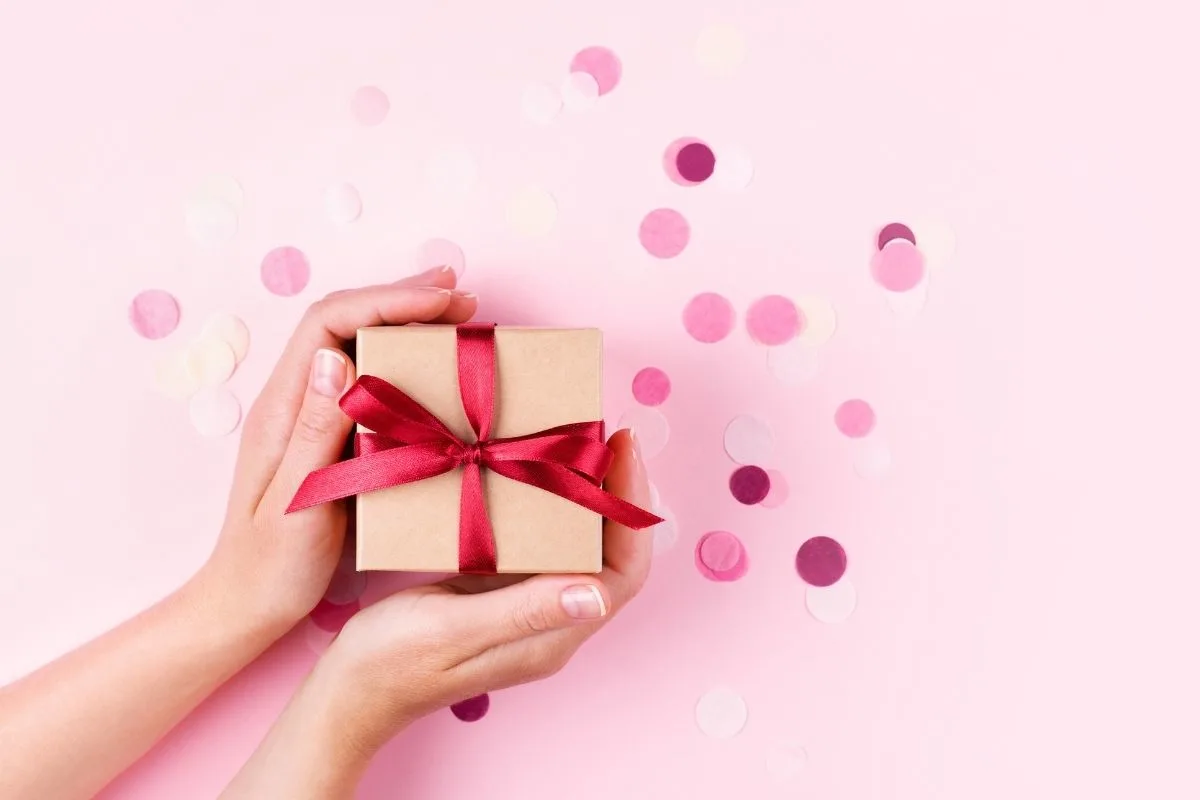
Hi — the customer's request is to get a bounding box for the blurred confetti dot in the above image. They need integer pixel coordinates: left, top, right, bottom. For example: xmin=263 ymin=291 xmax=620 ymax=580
xmin=683 ymin=292 xmax=735 ymax=343
xmin=193 ymin=175 xmax=244 ymax=211
xmin=653 ymin=508 xmax=678 ymax=555
xmin=765 ymin=740 xmax=808 ymax=784
xmin=414 ymin=237 xmax=466 ymax=276
xmin=325 ymin=183 xmax=362 ymax=225
xmin=506 ymin=186 xmax=558 ymax=238
xmin=730 ymin=466 xmax=771 ymax=505
xmin=188 ymin=387 xmax=242 ymax=437
xmin=261 ymin=246 xmax=311 ymax=297
xmin=871 ymin=240 xmax=925 ymax=292
xmin=677 ymin=142 xmax=716 ymax=182
xmin=696 ymin=687 xmax=748 ymax=738
xmin=877 ymin=221 xmax=916 ymax=249
xmin=795 ymin=536 xmax=847 ymax=587
xmin=425 ymin=148 xmax=478 ymax=196
xmin=911 ymin=214 xmax=956 ymax=269
xmin=129 ymin=290 xmax=180 ymax=340
xmin=351 ymin=86 xmax=390 ymax=126
xmin=325 ymin=566 xmax=367 ymax=606
xmin=746 ymin=295 xmax=803 ymax=345
xmin=561 ymin=71 xmax=600 ymax=112
xmin=724 ymin=415 xmax=773 ymax=464
xmin=185 ymin=197 xmax=238 ymax=247
xmin=806 ymin=579 xmax=857 ymax=623
xmin=695 ymin=23 xmax=747 ymax=76
xmin=304 ymin=620 xmax=337 ymax=654
xmin=885 ymin=278 xmax=929 ymax=320
xmin=632 ymin=367 xmax=671 ymax=406
xmin=696 ymin=530 xmax=748 ymax=581
xmin=201 ymin=313 xmax=250 ymax=363
xmin=521 ymin=82 xmax=562 ymax=124
xmin=186 ymin=338 xmax=236 ymax=387
xmin=662 ymin=137 xmax=706 ymax=186
xmin=713 ymin=144 xmax=754 ymax=190
xmin=795 ymin=296 xmax=837 ymax=345
xmin=617 ymin=406 xmax=669 ymax=458
xmin=569 ymin=46 xmax=622 ymax=95
xmin=451 ymin=693 xmax=490 ymax=722
xmin=639 ymin=208 xmax=690 ymax=258
xmin=853 ymin=439 xmax=893 ymax=479
xmin=835 ymin=399 xmax=876 ymax=438
xmin=153 ymin=348 xmax=199 ymax=400
xmin=767 ymin=340 xmax=820 ymax=385
xmin=649 ymin=482 xmax=661 ymax=509
xmin=761 ymin=469 xmax=790 ymax=509
xmin=310 ymin=598 xmax=360 ymax=633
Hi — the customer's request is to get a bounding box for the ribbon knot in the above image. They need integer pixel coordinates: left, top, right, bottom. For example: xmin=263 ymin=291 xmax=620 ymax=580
xmin=287 ymin=323 xmax=662 ymax=573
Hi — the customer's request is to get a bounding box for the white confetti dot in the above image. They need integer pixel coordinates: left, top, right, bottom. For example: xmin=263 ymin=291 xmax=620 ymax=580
xmin=505 ymin=186 xmax=558 ymax=238
xmin=185 ymin=197 xmax=238 ymax=247
xmin=153 ymin=348 xmax=200 ymax=400
xmin=910 ymin=214 xmax=956 ymax=270
xmin=617 ymin=406 xmax=669 ymax=458
xmin=186 ymin=338 xmax=236 ymax=387
xmin=712 ymin=144 xmax=754 ymax=191
xmin=561 ymin=71 xmax=600 ymax=112
xmin=521 ymin=82 xmax=563 ymax=124
xmin=695 ymin=24 xmax=747 ymax=77
xmin=885 ymin=278 xmax=929 ymax=321
xmin=796 ymin=295 xmax=837 ymax=345
xmin=767 ymin=340 xmax=820 ymax=386
xmin=696 ymin=687 xmax=748 ymax=738
xmin=765 ymin=740 xmax=808 ymax=784
xmin=724 ymin=415 xmax=773 ymax=464
xmin=193 ymin=174 xmax=244 ymax=211
xmin=325 ymin=183 xmax=362 ymax=225
xmin=188 ymin=387 xmax=242 ymax=437
xmin=652 ymin=507 xmax=678 ymax=555
xmin=853 ymin=439 xmax=892 ymax=479
xmin=425 ymin=149 xmax=478 ymax=196
xmin=806 ymin=578 xmax=857 ymax=623
xmin=200 ymin=313 xmax=250 ymax=363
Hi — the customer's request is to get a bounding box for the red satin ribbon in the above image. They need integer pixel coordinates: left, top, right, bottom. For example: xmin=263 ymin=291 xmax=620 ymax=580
xmin=287 ymin=323 xmax=662 ymax=574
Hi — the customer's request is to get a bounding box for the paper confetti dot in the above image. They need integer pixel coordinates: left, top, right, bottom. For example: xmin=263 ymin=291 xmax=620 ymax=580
xmin=521 ymin=82 xmax=562 ymax=124
xmin=617 ymin=406 xmax=669 ymax=458
xmin=304 ymin=620 xmax=337 ymax=654
xmin=765 ymin=740 xmax=808 ymax=784
xmin=188 ymin=387 xmax=242 ymax=437
xmin=910 ymin=214 xmax=956 ymax=270
xmin=795 ymin=536 xmax=847 ymax=587
xmin=835 ymin=399 xmax=876 ymax=438
xmin=695 ymin=23 xmax=747 ymax=77
xmin=129 ymin=290 xmax=180 ymax=340
xmin=153 ymin=348 xmax=199 ymax=400
xmin=877 ymin=221 xmax=917 ymax=249
xmin=761 ymin=469 xmax=790 ymax=509
xmin=746 ymin=295 xmax=803 ymax=346
xmin=696 ymin=530 xmax=748 ymax=581
xmin=639 ymin=208 xmax=690 ymax=259
xmin=652 ymin=508 xmax=678 ymax=555
xmin=425 ymin=148 xmax=478 ymax=196
xmin=310 ymin=598 xmax=360 ymax=633
xmin=325 ymin=183 xmax=362 ymax=225
xmin=730 ymin=466 xmax=771 ymax=505
xmin=677 ymin=142 xmax=716 ymax=183
xmin=261 ymin=246 xmax=311 ymax=297
xmin=853 ymin=439 xmax=893 ymax=479
xmin=561 ymin=71 xmax=600 ymax=112
xmin=506 ymin=186 xmax=558 ymax=238
xmin=632 ymin=367 xmax=671 ymax=406
xmin=767 ymin=340 xmax=820 ymax=385
xmin=682 ymin=292 xmax=735 ymax=343
xmin=871 ymin=240 xmax=925 ymax=292
xmin=185 ymin=197 xmax=238 ymax=247
xmin=649 ymin=482 xmax=661 ymax=509
xmin=186 ymin=337 xmax=236 ymax=387
xmin=193 ymin=175 xmax=244 ymax=211
xmin=795 ymin=296 xmax=837 ymax=345
xmin=713 ymin=144 xmax=754 ymax=190
xmin=324 ymin=566 xmax=367 ymax=606
xmin=451 ymin=693 xmax=490 ymax=722
xmin=200 ymin=313 xmax=250 ymax=363
xmin=662 ymin=137 xmax=707 ymax=186
xmin=885 ymin=278 xmax=929 ymax=320
xmin=696 ymin=687 xmax=748 ymax=738
xmin=569 ymin=46 xmax=622 ymax=95
xmin=414 ymin=238 xmax=466 ymax=276
xmin=724 ymin=415 xmax=773 ymax=464
xmin=806 ymin=578 xmax=857 ymax=623
xmin=351 ymin=86 xmax=390 ymax=126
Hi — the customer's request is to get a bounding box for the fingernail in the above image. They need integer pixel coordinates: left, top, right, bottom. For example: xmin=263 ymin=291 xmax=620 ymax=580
xmin=560 ymin=585 xmax=607 ymax=620
xmin=415 ymin=286 xmax=453 ymax=295
xmin=311 ymin=348 xmax=348 ymax=398
xmin=452 ymin=290 xmax=477 ymax=299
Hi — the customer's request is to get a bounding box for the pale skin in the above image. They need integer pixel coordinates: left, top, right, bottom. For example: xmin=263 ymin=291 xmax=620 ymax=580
xmin=0 ymin=266 xmax=652 ymax=800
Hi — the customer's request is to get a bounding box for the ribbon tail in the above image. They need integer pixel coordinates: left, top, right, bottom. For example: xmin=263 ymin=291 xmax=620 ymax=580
xmin=287 ymin=445 xmax=458 ymax=513
xmin=457 ymin=462 xmax=498 ymax=573
xmin=488 ymin=461 xmax=664 ymax=530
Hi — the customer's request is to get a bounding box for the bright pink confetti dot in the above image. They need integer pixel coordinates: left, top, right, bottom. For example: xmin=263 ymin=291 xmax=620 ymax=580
xmin=729 ymin=466 xmax=771 ymax=505
xmin=451 ymin=693 xmax=491 ymax=722
xmin=414 ymin=237 xmax=466 ymax=276
xmin=569 ymin=46 xmax=622 ymax=95
xmin=877 ymin=222 xmax=916 ymax=249
xmin=128 ymin=290 xmax=180 ymax=340
xmin=683 ymin=292 xmax=735 ymax=343
xmin=351 ymin=86 xmax=390 ymax=126
xmin=870 ymin=240 xmax=925 ymax=292
xmin=632 ymin=367 xmax=671 ymax=406
xmin=835 ymin=399 xmax=876 ymax=438
xmin=261 ymin=246 xmax=311 ymax=297
xmin=695 ymin=531 xmax=749 ymax=582
xmin=310 ymin=598 xmax=360 ymax=633
xmin=746 ymin=295 xmax=804 ymax=345
xmin=639 ymin=208 xmax=690 ymax=259
xmin=795 ymin=536 xmax=847 ymax=587
xmin=677 ymin=142 xmax=716 ymax=182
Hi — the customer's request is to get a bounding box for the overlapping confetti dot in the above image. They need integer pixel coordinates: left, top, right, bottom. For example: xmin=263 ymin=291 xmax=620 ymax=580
xmin=188 ymin=387 xmax=242 ymax=437
xmin=834 ymin=399 xmax=876 ymax=438
xmin=639 ymin=208 xmax=690 ymax=258
xmin=805 ymin=579 xmax=857 ymax=623
xmin=746 ymin=295 xmax=803 ymax=345
xmin=631 ymin=367 xmax=671 ymax=406
xmin=200 ymin=313 xmax=250 ymax=363
xmin=561 ymin=72 xmax=600 ymax=112
xmin=795 ymin=536 xmax=847 ymax=587
xmin=652 ymin=508 xmax=678 ymax=554
xmin=695 ymin=530 xmax=749 ymax=581
xmin=351 ymin=86 xmax=390 ymax=126
xmin=569 ymin=46 xmax=622 ymax=95
xmin=451 ymin=693 xmax=491 ymax=722
xmin=724 ymin=415 xmax=773 ymax=464
xmin=153 ymin=348 xmax=199 ymax=400
xmin=682 ymin=292 xmax=735 ymax=342
xmin=877 ymin=221 xmax=917 ymax=249
xmin=129 ymin=290 xmax=180 ymax=340
xmin=712 ymin=143 xmax=754 ymax=190
xmin=794 ymin=295 xmax=837 ymax=345
xmin=663 ymin=137 xmax=715 ymax=185
xmin=695 ymin=687 xmax=748 ymax=738
xmin=310 ymin=598 xmax=360 ymax=633
xmin=413 ymin=238 xmax=466 ymax=276
xmin=521 ymin=82 xmax=562 ymax=124
xmin=616 ymin=406 xmax=669 ymax=457
xmin=729 ymin=466 xmax=771 ymax=505
xmin=870 ymin=240 xmax=925 ymax=292
xmin=260 ymin=246 xmax=311 ymax=297
xmin=761 ymin=469 xmax=790 ymax=508
xmin=186 ymin=337 xmax=236 ymax=387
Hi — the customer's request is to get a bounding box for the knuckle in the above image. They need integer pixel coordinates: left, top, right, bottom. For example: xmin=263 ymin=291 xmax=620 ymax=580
xmin=292 ymin=407 xmax=335 ymax=445
xmin=508 ymin=597 xmax=554 ymax=637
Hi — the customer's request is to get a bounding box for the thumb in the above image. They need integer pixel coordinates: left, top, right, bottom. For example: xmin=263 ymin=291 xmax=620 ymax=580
xmin=447 ymin=575 xmax=612 ymax=653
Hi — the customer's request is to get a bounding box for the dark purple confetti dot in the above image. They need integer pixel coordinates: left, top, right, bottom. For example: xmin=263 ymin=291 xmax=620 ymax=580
xmin=795 ymin=536 xmax=847 ymax=587
xmin=877 ymin=222 xmax=917 ymax=250
xmin=729 ymin=465 xmax=771 ymax=505
xmin=451 ymin=693 xmax=490 ymax=722
xmin=677 ymin=142 xmax=716 ymax=182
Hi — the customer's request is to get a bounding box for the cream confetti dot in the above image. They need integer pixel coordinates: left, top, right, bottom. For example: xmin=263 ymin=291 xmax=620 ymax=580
xmin=506 ymin=186 xmax=558 ymax=238
xmin=767 ymin=340 xmax=820 ymax=385
xmin=616 ymin=406 xmax=669 ymax=458
xmin=187 ymin=338 xmax=236 ymax=387
xmin=806 ymin=578 xmax=857 ymax=623
xmin=200 ymin=313 xmax=250 ymax=363
xmin=185 ymin=197 xmax=238 ymax=247
xmin=325 ymin=183 xmax=362 ymax=225
xmin=188 ymin=387 xmax=242 ymax=437
xmin=910 ymin=214 xmax=957 ymax=270
xmin=765 ymin=740 xmax=808 ymax=784
xmin=561 ymin=71 xmax=600 ymax=112
xmin=853 ymin=439 xmax=893 ymax=479
xmin=695 ymin=23 xmax=747 ymax=77
xmin=522 ymin=82 xmax=563 ymax=124
xmin=713 ymin=144 xmax=754 ymax=191
xmin=193 ymin=175 xmax=244 ymax=211
xmin=425 ymin=149 xmax=478 ymax=196
xmin=724 ymin=415 xmax=773 ymax=464
xmin=652 ymin=507 xmax=678 ymax=555
xmin=796 ymin=296 xmax=837 ymax=345
xmin=153 ymin=348 xmax=200 ymax=400
xmin=696 ymin=687 xmax=748 ymax=738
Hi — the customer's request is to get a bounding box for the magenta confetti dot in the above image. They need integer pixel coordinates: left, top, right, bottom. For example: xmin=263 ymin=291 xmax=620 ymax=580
xmin=662 ymin=137 xmax=706 ymax=186
xmin=795 ymin=536 xmax=847 ymax=587
xmin=835 ymin=399 xmax=876 ymax=438
xmin=569 ymin=46 xmax=622 ymax=95
xmin=877 ymin=222 xmax=917 ymax=249
xmin=261 ymin=246 xmax=311 ymax=297
xmin=746 ymin=295 xmax=803 ymax=346
xmin=310 ymin=598 xmax=360 ymax=633
xmin=632 ymin=367 xmax=671 ymax=406
xmin=695 ymin=531 xmax=749 ymax=582
xmin=677 ymin=142 xmax=716 ymax=183
xmin=870 ymin=240 xmax=925 ymax=292
xmin=351 ymin=86 xmax=390 ymax=126
xmin=639 ymin=208 xmax=690 ymax=259
xmin=451 ymin=693 xmax=491 ymax=722
xmin=683 ymin=292 xmax=735 ymax=343
xmin=128 ymin=290 xmax=180 ymax=340
xmin=729 ymin=466 xmax=771 ymax=505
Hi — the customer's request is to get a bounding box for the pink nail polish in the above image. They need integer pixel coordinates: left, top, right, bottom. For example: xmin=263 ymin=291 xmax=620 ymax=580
xmin=311 ymin=349 xmax=347 ymax=398
xmin=560 ymin=585 xmax=607 ymax=620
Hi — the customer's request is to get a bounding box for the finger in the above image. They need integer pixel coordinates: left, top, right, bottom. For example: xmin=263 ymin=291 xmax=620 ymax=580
xmin=598 ymin=429 xmax=653 ymax=607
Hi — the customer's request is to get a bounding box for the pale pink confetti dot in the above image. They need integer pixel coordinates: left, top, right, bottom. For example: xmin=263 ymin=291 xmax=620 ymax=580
xmin=152 ymin=348 xmax=199 ymax=400
xmin=652 ymin=507 xmax=678 ymax=555
xmin=765 ymin=740 xmax=808 ymax=784
xmin=746 ymin=295 xmax=804 ymax=346
xmin=200 ymin=313 xmax=250 ymax=363
xmin=695 ymin=530 xmax=749 ymax=581
xmin=451 ymin=693 xmax=490 ymax=722
xmin=569 ymin=46 xmax=622 ymax=95
xmin=304 ymin=620 xmax=337 ymax=654
xmin=414 ymin=237 xmax=466 ymax=276
xmin=767 ymin=340 xmax=820 ymax=386
xmin=885 ymin=276 xmax=929 ymax=320
xmin=724 ymin=415 xmax=773 ymax=464
xmin=561 ymin=71 xmax=600 ymax=112
xmin=853 ymin=439 xmax=893 ymax=479
xmin=260 ymin=246 xmax=311 ymax=297
xmin=870 ymin=240 xmax=925 ymax=292
xmin=325 ymin=183 xmax=362 ymax=225
xmin=188 ymin=387 xmax=242 ymax=437
xmin=184 ymin=197 xmax=238 ymax=247
xmin=760 ymin=469 xmax=790 ymax=509
xmin=795 ymin=295 xmax=837 ymax=345
xmin=521 ymin=82 xmax=562 ymax=124
xmin=632 ymin=367 xmax=671 ymax=406
xmin=682 ymin=292 xmax=735 ymax=343
xmin=351 ymin=86 xmax=390 ymax=126
xmin=186 ymin=337 xmax=236 ymax=387
xmin=616 ymin=406 xmax=669 ymax=458
xmin=695 ymin=687 xmax=748 ymax=738
xmin=805 ymin=578 xmax=857 ymax=623
xmin=129 ymin=290 xmax=180 ymax=340
xmin=310 ymin=598 xmax=360 ymax=633
xmin=639 ymin=208 xmax=690 ymax=259
xmin=712 ymin=144 xmax=754 ymax=190
xmin=834 ymin=399 xmax=876 ymax=438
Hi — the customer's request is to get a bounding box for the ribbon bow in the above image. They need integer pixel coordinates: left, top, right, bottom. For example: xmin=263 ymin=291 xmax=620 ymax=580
xmin=287 ymin=323 xmax=662 ymax=574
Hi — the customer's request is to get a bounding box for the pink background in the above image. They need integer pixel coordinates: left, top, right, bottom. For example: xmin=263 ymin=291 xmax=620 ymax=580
xmin=2 ymin=1 xmax=1198 ymax=798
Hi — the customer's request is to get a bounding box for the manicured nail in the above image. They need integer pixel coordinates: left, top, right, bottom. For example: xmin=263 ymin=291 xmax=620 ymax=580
xmin=560 ymin=584 xmax=607 ymax=620
xmin=452 ymin=290 xmax=477 ymax=299
xmin=415 ymin=286 xmax=453 ymax=295
xmin=311 ymin=348 xmax=348 ymax=398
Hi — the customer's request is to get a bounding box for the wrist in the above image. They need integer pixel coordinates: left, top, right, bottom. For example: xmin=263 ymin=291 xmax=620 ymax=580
xmin=186 ymin=558 xmax=297 ymax=651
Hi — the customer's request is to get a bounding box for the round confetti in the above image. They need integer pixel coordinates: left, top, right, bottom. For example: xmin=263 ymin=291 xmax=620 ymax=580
xmin=682 ymin=292 xmax=735 ymax=343
xmin=724 ymin=415 xmax=773 ymax=464
xmin=260 ymin=246 xmax=311 ymax=297
xmin=521 ymin=82 xmax=562 ymax=124
xmin=649 ymin=482 xmax=661 ymax=509
xmin=730 ymin=466 xmax=771 ymax=505
xmin=638 ymin=208 xmax=690 ymax=259
xmin=712 ymin=144 xmax=754 ymax=190
xmin=192 ymin=175 xmax=244 ymax=211
xmin=662 ymin=137 xmax=706 ymax=186
xmin=310 ymin=598 xmax=360 ymax=633
xmin=677 ymin=142 xmax=716 ymax=183
xmin=632 ymin=367 xmax=671 ymax=406
xmin=871 ymin=240 xmax=925 ymax=292
xmin=569 ymin=46 xmax=622 ymax=95
xmin=877 ymin=222 xmax=917 ymax=249
xmin=186 ymin=337 xmax=236 ymax=387
xmin=760 ymin=469 xmax=790 ymax=509
xmin=414 ymin=237 xmax=466 ymax=276
xmin=746 ymin=295 xmax=803 ymax=346
xmin=910 ymin=214 xmax=956 ymax=270
xmin=795 ymin=296 xmax=837 ymax=345
xmin=506 ymin=186 xmax=558 ymax=238
xmin=304 ymin=620 xmax=337 ymax=654
xmin=853 ymin=439 xmax=893 ymax=479
xmin=806 ymin=578 xmax=857 ymax=623
xmin=188 ymin=387 xmax=242 ymax=437
xmin=652 ymin=508 xmax=678 ymax=555
xmin=795 ymin=536 xmax=847 ymax=587
xmin=153 ymin=348 xmax=200 ymax=400
xmin=129 ymin=290 xmax=180 ymax=340
xmin=561 ymin=71 xmax=600 ymax=112
xmin=185 ymin=197 xmax=238 ymax=247
xmin=351 ymin=86 xmax=390 ymax=126
xmin=695 ymin=23 xmax=747 ymax=77
xmin=885 ymin=279 xmax=929 ymax=320
xmin=200 ymin=313 xmax=250 ymax=363
xmin=767 ymin=340 xmax=820 ymax=385
xmin=325 ymin=183 xmax=362 ymax=225
xmin=695 ymin=687 xmax=748 ymax=738
xmin=425 ymin=148 xmax=478 ymax=196
xmin=834 ymin=399 xmax=876 ymax=438
xmin=324 ymin=565 xmax=367 ymax=606
xmin=451 ymin=693 xmax=490 ymax=722
xmin=695 ymin=530 xmax=748 ymax=581
xmin=616 ymin=406 xmax=669 ymax=458
xmin=765 ymin=740 xmax=808 ymax=784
